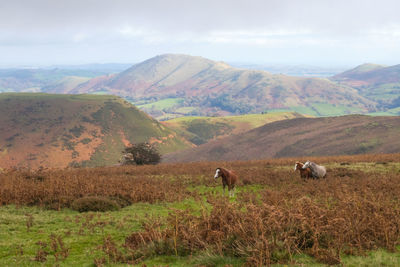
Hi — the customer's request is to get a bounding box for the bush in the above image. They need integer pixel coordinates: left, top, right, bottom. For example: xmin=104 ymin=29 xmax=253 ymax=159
xmin=108 ymin=195 xmax=132 ymax=208
xmin=71 ymin=196 xmax=121 ymax=212
xmin=122 ymin=143 xmax=161 ymax=165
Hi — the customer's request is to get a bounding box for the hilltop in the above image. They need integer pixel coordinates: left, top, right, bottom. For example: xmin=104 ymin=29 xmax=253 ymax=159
xmin=164 ymin=115 xmax=400 ymax=162
xmin=332 ymin=64 xmax=400 ymax=114
xmin=332 ymin=63 xmax=399 ymax=86
xmin=0 ymin=93 xmax=188 ymax=169
xmin=68 ymin=54 xmax=376 ymax=118
xmin=162 ymin=112 xmax=305 ymax=145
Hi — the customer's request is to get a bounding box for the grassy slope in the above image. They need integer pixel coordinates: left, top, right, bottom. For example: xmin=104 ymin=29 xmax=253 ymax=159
xmin=0 ymin=93 xmax=188 ymax=168
xmin=1 ymin=156 xmax=400 ymax=266
xmin=162 ymin=112 xmax=306 ymax=145
xmin=164 ymin=115 xmax=400 ymax=163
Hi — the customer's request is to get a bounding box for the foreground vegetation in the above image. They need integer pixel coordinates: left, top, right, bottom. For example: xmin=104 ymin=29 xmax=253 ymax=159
xmin=1 ymin=154 xmax=400 ymax=266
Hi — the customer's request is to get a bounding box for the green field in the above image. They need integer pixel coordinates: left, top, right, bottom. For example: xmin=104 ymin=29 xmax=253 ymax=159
xmin=137 ymin=98 xmax=184 ymax=110
xmin=357 ymin=83 xmax=400 ymax=104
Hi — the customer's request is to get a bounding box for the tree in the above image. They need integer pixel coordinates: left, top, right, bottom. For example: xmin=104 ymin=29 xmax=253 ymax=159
xmin=122 ymin=142 xmax=161 ymax=165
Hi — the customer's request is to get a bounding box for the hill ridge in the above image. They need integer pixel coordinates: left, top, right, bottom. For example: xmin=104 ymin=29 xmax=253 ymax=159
xmin=163 ymin=115 xmax=400 ymax=162
xmin=70 ymin=54 xmax=376 ymax=118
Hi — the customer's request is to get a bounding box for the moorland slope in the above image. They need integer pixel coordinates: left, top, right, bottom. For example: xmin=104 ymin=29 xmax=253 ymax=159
xmin=162 ymin=112 xmax=306 ymax=145
xmin=164 ymin=115 xmax=400 ymax=162
xmin=0 ymin=93 xmax=188 ymax=169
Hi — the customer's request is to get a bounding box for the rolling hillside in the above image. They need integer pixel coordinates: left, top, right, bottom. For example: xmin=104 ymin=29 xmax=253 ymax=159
xmin=163 ymin=115 xmax=400 ymax=162
xmin=332 ymin=64 xmax=400 ymax=112
xmin=0 ymin=93 xmax=188 ymax=169
xmin=162 ymin=112 xmax=306 ymax=145
xmin=68 ymin=54 xmax=376 ymax=118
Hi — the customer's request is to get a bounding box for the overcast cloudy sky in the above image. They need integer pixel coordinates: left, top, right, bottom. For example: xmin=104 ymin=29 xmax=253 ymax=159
xmin=1 ymin=0 xmax=400 ymax=67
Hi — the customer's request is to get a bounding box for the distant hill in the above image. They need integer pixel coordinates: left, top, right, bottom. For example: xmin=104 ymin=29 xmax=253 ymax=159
xmin=42 ymin=76 xmax=92 ymax=93
xmin=68 ymin=54 xmax=376 ymax=118
xmin=230 ymin=63 xmax=347 ymax=77
xmin=0 ymin=93 xmax=188 ymax=169
xmin=332 ymin=63 xmax=398 ymax=85
xmin=163 ymin=115 xmax=400 ymax=162
xmin=5 ymin=57 xmax=400 ymax=118
xmin=332 ymin=64 xmax=400 ymax=112
xmin=162 ymin=112 xmax=306 ymax=145
xmin=46 ymin=63 xmax=132 ymax=73
xmin=0 ymin=67 xmax=124 ymax=94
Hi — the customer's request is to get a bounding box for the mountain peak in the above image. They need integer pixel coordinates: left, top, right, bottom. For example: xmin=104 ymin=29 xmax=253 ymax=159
xmin=142 ymin=54 xmax=231 ymax=68
xmin=109 ymin=54 xmax=232 ymax=88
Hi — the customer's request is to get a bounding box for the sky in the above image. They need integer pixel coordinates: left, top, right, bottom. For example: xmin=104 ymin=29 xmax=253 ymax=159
xmin=1 ymin=0 xmax=400 ymax=67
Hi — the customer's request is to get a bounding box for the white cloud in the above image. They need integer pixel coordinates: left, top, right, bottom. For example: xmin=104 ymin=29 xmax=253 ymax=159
xmin=1 ymin=0 xmax=400 ymax=65
xmin=72 ymin=32 xmax=88 ymax=43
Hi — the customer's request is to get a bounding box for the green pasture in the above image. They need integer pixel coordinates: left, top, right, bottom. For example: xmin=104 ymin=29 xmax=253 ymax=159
xmin=137 ymin=98 xmax=184 ymax=110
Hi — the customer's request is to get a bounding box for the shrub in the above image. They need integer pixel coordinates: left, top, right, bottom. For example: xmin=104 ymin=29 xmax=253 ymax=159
xmin=71 ymin=196 xmax=121 ymax=212
xmin=108 ymin=195 xmax=132 ymax=208
xmin=122 ymin=142 xmax=161 ymax=165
